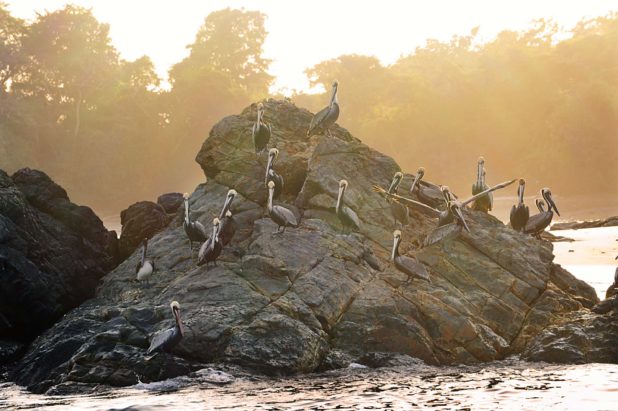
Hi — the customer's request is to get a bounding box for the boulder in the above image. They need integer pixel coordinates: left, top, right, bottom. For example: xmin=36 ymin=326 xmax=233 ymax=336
xmin=157 ymin=193 xmax=184 ymax=214
xmin=118 ymin=201 xmax=170 ymax=260
xmin=0 ymin=168 xmax=117 ymax=359
xmin=12 ymin=100 xmax=601 ymax=393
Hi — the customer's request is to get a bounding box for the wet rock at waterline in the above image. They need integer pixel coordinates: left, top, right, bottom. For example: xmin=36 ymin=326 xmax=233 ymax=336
xmin=12 ymin=100 xmax=603 ymax=393
xmin=0 ymin=168 xmax=118 ymax=359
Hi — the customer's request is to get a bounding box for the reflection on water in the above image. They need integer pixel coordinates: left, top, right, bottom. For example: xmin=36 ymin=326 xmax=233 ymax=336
xmin=1 ymin=362 xmax=617 ymax=410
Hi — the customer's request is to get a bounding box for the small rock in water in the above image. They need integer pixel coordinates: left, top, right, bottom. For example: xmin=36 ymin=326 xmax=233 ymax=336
xmin=195 ymin=368 xmax=235 ymax=385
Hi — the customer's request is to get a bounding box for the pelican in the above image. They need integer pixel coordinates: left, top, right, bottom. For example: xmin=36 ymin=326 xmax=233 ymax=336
xmin=267 ymin=180 xmax=298 ymax=233
xmin=307 ymin=81 xmax=339 ymax=137
xmin=510 ymin=179 xmax=529 ymax=232
xmin=136 ymin=238 xmax=155 ymax=283
xmin=265 ymin=148 xmax=283 ymax=199
xmin=197 ymin=218 xmax=222 ymax=266
xmin=218 ymin=210 xmax=237 ymax=246
xmin=524 ymin=188 xmax=560 ymax=236
xmin=409 ymin=167 xmax=446 ymax=207
xmin=147 ymin=301 xmax=184 ymax=354
xmin=385 ymin=172 xmax=409 ymax=227
xmin=336 ymin=179 xmax=360 ymax=233
xmin=471 ymin=157 xmax=492 ymax=212
xmin=183 ymin=193 xmax=208 ymax=253
xmin=392 ymin=230 xmax=430 ymax=282
xmin=374 ymin=179 xmax=516 ymax=235
xmin=252 ymin=102 xmax=271 ymax=155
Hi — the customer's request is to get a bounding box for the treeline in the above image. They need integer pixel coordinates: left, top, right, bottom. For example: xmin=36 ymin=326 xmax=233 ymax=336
xmin=1 ymin=4 xmax=616 ymax=215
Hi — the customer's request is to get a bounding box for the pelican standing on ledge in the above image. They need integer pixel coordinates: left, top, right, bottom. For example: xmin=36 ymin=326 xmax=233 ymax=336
xmin=510 ymin=179 xmax=529 ymax=231
xmin=409 ymin=167 xmax=446 ymax=207
xmin=252 ymin=102 xmax=271 ymax=155
xmin=267 ymin=180 xmax=298 ymax=233
xmin=183 ymin=192 xmax=208 ymax=253
xmin=524 ymin=188 xmax=560 ymax=236
xmin=392 ymin=230 xmax=430 ymax=282
xmin=307 ymin=81 xmax=340 ymax=137
xmin=197 ymin=218 xmax=222 ymax=266
xmin=471 ymin=157 xmax=492 ymax=212
xmin=336 ymin=179 xmax=360 ymax=233
xmin=386 ymin=172 xmax=409 ymax=227
xmin=147 ymin=301 xmax=184 ymax=354
xmin=136 ymin=238 xmax=155 ymax=283
xmin=218 ymin=189 xmax=237 ymax=246
xmin=265 ymin=148 xmax=283 ymax=199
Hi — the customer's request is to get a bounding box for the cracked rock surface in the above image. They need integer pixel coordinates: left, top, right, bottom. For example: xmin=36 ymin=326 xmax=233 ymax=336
xmin=12 ymin=100 xmax=600 ymax=393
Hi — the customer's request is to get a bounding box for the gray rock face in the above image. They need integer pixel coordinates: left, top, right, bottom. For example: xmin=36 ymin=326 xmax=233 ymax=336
xmin=0 ymin=168 xmax=118 ymax=355
xmin=12 ymin=100 xmax=601 ymax=393
xmin=157 ymin=193 xmax=184 ymax=214
xmin=118 ymin=201 xmax=170 ymax=260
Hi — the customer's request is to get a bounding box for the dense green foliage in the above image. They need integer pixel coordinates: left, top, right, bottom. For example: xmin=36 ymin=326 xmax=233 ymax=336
xmin=0 ymin=4 xmax=616 ymax=214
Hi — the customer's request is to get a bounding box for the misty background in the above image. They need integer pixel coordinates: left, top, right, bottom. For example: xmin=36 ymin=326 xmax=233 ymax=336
xmin=0 ymin=4 xmax=617 ymax=218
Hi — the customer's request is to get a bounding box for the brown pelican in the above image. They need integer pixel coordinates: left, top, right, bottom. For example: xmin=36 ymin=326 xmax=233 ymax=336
xmin=267 ymin=181 xmax=298 ymax=233
xmin=392 ymin=230 xmax=430 ymax=282
xmin=197 ymin=218 xmax=222 ymax=266
xmin=218 ymin=189 xmax=237 ymax=246
xmin=336 ymin=179 xmax=360 ymax=233
xmin=510 ymin=179 xmax=529 ymax=232
xmin=471 ymin=157 xmax=492 ymax=212
xmin=252 ymin=102 xmax=271 ymax=155
xmin=147 ymin=301 xmax=184 ymax=354
xmin=374 ymin=179 xmax=516 ymax=234
xmin=136 ymin=238 xmax=155 ymax=283
xmin=183 ymin=193 xmax=208 ymax=253
xmin=524 ymin=188 xmax=560 ymax=236
xmin=409 ymin=167 xmax=446 ymax=208
xmin=307 ymin=81 xmax=339 ymax=137
xmin=386 ymin=172 xmax=409 ymax=227
xmin=265 ymin=148 xmax=283 ymax=199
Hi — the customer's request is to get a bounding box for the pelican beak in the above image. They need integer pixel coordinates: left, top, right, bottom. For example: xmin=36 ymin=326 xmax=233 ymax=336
xmin=221 ymin=194 xmax=233 ymax=217
xmin=392 ymin=236 xmax=399 ymax=261
xmin=452 ymin=205 xmax=471 ymax=232
xmin=387 ymin=175 xmax=400 ymax=195
xmin=547 ymin=192 xmax=560 ymax=216
xmin=410 ymin=172 xmax=421 ymax=194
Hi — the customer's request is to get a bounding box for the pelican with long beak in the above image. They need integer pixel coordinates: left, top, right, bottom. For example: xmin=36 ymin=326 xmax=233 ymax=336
xmin=265 ymin=148 xmax=283 ymax=199
xmin=267 ymin=181 xmax=298 ymax=233
xmin=307 ymin=81 xmax=340 ymax=137
xmin=183 ymin=192 xmax=208 ymax=254
xmin=147 ymin=301 xmax=184 ymax=354
xmin=471 ymin=157 xmax=492 ymax=212
xmin=218 ymin=189 xmax=237 ymax=246
xmin=336 ymin=179 xmax=360 ymax=233
xmin=509 ymin=179 xmax=530 ymax=231
xmin=392 ymin=230 xmax=430 ymax=282
xmin=524 ymin=188 xmax=560 ymax=236
xmin=197 ymin=218 xmax=222 ymax=266
xmin=386 ymin=172 xmax=409 ymax=227
xmin=409 ymin=167 xmax=446 ymax=207
xmin=252 ymin=102 xmax=271 ymax=155
xmin=136 ymin=237 xmax=155 ymax=283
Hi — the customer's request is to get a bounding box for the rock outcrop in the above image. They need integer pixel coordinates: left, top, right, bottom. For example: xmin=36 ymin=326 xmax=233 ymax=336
xmin=551 ymin=216 xmax=618 ymax=231
xmin=118 ymin=201 xmax=170 ymax=260
xmin=11 ymin=100 xmax=601 ymax=393
xmin=0 ymin=168 xmax=118 ymax=363
xmin=157 ymin=193 xmax=184 ymax=215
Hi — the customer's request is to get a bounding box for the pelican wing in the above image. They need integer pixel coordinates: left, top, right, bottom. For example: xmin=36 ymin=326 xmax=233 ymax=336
xmin=423 ymin=223 xmax=462 ymax=247
xmin=308 ymin=106 xmax=330 ymax=134
xmin=461 ymin=179 xmax=517 ymax=207
xmin=147 ymin=326 xmax=175 ymax=354
xmin=399 ymin=256 xmax=431 ymax=282
xmin=273 ymin=205 xmax=298 ymax=226
xmin=343 ymin=206 xmax=361 ymax=229
xmin=198 ymin=237 xmax=213 ymax=262
xmin=373 ymin=185 xmax=440 ymax=217
xmin=193 ymin=220 xmax=209 ymax=240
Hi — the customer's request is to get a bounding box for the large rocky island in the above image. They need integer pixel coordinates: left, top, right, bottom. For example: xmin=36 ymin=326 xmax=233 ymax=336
xmin=3 ymin=100 xmax=616 ymax=394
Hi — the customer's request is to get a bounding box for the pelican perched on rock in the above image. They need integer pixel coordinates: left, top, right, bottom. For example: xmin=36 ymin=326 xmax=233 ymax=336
xmin=392 ymin=230 xmax=430 ymax=282
xmin=197 ymin=218 xmax=222 ymax=266
xmin=267 ymin=181 xmax=298 ymax=233
xmin=147 ymin=301 xmax=184 ymax=355
xmin=386 ymin=172 xmax=409 ymax=227
xmin=252 ymin=102 xmax=271 ymax=155
xmin=471 ymin=157 xmax=492 ymax=212
xmin=307 ymin=81 xmax=339 ymax=137
xmin=524 ymin=188 xmax=560 ymax=236
xmin=409 ymin=167 xmax=447 ymax=208
xmin=136 ymin=238 xmax=155 ymax=283
xmin=183 ymin=193 xmax=208 ymax=253
xmin=218 ymin=210 xmax=237 ymax=246
xmin=219 ymin=189 xmax=237 ymax=218
xmin=265 ymin=148 xmax=283 ymax=199
xmin=336 ymin=179 xmax=360 ymax=233
xmin=510 ymin=179 xmax=529 ymax=232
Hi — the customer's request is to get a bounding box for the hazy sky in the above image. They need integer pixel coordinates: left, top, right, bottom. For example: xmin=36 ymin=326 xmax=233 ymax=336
xmin=5 ymin=1 xmax=618 ymax=93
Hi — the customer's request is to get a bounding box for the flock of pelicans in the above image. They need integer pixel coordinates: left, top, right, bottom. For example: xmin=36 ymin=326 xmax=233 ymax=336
xmin=139 ymin=81 xmax=561 ymax=356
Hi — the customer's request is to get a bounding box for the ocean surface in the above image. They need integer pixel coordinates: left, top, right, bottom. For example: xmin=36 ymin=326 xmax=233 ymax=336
xmin=4 ymin=210 xmax=616 ymax=410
